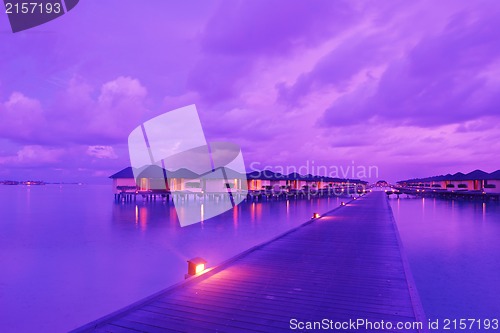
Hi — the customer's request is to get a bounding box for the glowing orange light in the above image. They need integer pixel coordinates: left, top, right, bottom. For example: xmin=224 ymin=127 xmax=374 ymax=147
xmin=341 ymin=202 xmax=346 ymax=206
xmin=195 ymin=263 xmax=205 ymax=274
xmin=312 ymin=213 xmax=320 ymax=218
xmin=186 ymin=257 xmax=207 ymax=278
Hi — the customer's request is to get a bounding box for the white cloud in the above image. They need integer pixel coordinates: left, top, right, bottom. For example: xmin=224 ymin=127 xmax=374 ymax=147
xmin=0 ymin=145 xmax=64 ymax=166
xmin=86 ymin=145 xmax=118 ymax=159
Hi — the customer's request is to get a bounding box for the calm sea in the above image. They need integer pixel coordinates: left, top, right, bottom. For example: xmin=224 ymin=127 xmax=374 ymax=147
xmin=0 ymin=184 xmax=341 ymax=333
xmin=1 ymin=185 xmax=499 ymax=332
xmin=389 ymin=196 xmax=500 ymax=332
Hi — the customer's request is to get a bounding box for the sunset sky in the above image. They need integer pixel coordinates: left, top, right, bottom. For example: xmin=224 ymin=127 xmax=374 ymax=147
xmin=1 ymin=0 xmax=499 ymax=183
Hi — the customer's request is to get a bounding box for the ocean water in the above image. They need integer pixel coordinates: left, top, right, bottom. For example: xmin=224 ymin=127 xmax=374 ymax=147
xmin=389 ymin=196 xmax=500 ymax=332
xmin=2 ymin=185 xmax=498 ymax=333
xmin=0 ymin=184 xmax=341 ymax=333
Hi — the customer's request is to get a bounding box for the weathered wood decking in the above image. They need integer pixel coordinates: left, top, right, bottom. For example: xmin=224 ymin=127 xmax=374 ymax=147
xmin=73 ymin=192 xmax=426 ymax=333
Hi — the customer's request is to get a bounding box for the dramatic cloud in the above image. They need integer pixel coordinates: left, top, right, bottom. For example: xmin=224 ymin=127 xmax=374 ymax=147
xmin=0 ymin=92 xmax=46 ymax=142
xmin=188 ymin=0 xmax=358 ymax=105
xmin=86 ymin=146 xmax=118 ymax=159
xmin=0 ymin=0 xmax=499 ymax=182
xmin=318 ymin=5 xmax=500 ymax=127
xmin=0 ymin=76 xmax=150 ymax=145
xmin=0 ymin=145 xmax=64 ymax=166
xmin=201 ymin=0 xmax=355 ymax=56
xmin=277 ymin=33 xmax=391 ymax=105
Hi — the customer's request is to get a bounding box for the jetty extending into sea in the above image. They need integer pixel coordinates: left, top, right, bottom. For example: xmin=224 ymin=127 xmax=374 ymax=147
xmin=72 ymin=192 xmax=427 ymax=333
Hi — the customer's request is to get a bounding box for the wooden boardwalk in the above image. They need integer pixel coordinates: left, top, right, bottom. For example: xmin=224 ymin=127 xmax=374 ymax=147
xmin=73 ymin=192 xmax=426 ymax=333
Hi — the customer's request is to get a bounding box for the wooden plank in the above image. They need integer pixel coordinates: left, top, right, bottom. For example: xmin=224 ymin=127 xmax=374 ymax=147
xmin=134 ymin=306 xmax=289 ymax=332
xmin=159 ymin=285 xmax=416 ymax=317
xmin=151 ymin=297 xmax=417 ymax=325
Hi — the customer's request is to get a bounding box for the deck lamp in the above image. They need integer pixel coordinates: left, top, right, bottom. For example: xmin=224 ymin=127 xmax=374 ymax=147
xmin=186 ymin=257 xmax=207 ymax=278
xmin=312 ymin=213 xmax=320 ymax=219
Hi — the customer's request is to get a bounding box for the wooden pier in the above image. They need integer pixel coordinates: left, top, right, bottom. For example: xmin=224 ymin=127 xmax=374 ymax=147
xmin=114 ymin=187 xmax=364 ymax=204
xmin=386 ymin=187 xmax=500 ymax=201
xmin=73 ymin=192 xmax=426 ymax=333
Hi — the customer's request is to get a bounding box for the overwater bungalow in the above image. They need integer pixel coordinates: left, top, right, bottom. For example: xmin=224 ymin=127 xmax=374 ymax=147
xmin=110 ymin=167 xmax=368 ymax=196
xmin=286 ymin=172 xmax=308 ymax=190
xmin=201 ymin=167 xmax=247 ymax=193
xmin=485 ymin=170 xmax=500 ymax=193
xmin=167 ymin=168 xmax=200 ymax=191
xmin=109 ymin=167 xmax=137 ymax=194
xmin=110 ymin=166 xmax=245 ymax=194
xmin=246 ymin=170 xmax=274 ymax=191
xmin=398 ymin=169 xmax=500 ymax=193
xmin=109 ymin=165 xmax=173 ymax=193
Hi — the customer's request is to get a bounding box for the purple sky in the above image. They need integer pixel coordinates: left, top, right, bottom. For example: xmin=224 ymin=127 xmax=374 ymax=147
xmin=1 ymin=0 xmax=499 ymax=183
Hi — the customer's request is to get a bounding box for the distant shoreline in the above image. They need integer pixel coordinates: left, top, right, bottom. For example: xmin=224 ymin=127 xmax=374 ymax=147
xmin=0 ymin=181 xmax=83 ymax=185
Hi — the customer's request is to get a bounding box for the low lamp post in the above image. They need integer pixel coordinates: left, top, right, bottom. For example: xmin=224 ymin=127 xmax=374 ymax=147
xmin=185 ymin=257 xmax=207 ymax=279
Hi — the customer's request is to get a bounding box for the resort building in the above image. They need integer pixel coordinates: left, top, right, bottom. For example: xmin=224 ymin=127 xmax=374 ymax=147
xmin=110 ymin=167 xmax=368 ymax=194
xmin=397 ymin=169 xmax=500 ymax=193
xmin=484 ymin=170 xmax=500 ymax=193
xmin=201 ymin=167 xmax=247 ymax=193
xmin=110 ymin=167 xmax=137 ymax=194
xmin=246 ymin=171 xmax=275 ymax=191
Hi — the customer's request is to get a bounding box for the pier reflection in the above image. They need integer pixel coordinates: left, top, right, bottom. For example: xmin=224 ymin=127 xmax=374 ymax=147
xmin=112 ymin=202 xmax=179 ymax=231
xmin=233 ymin=206 xmax=238 ymax=228
xmin=111 ymin=195 xmax=342 ymax=234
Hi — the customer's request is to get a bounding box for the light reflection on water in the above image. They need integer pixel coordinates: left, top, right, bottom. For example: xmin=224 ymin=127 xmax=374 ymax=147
xmin=0 ymin=185 xmax=341 ymax=333
xmin=389 ymin=196 xmax=500 ymax=331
